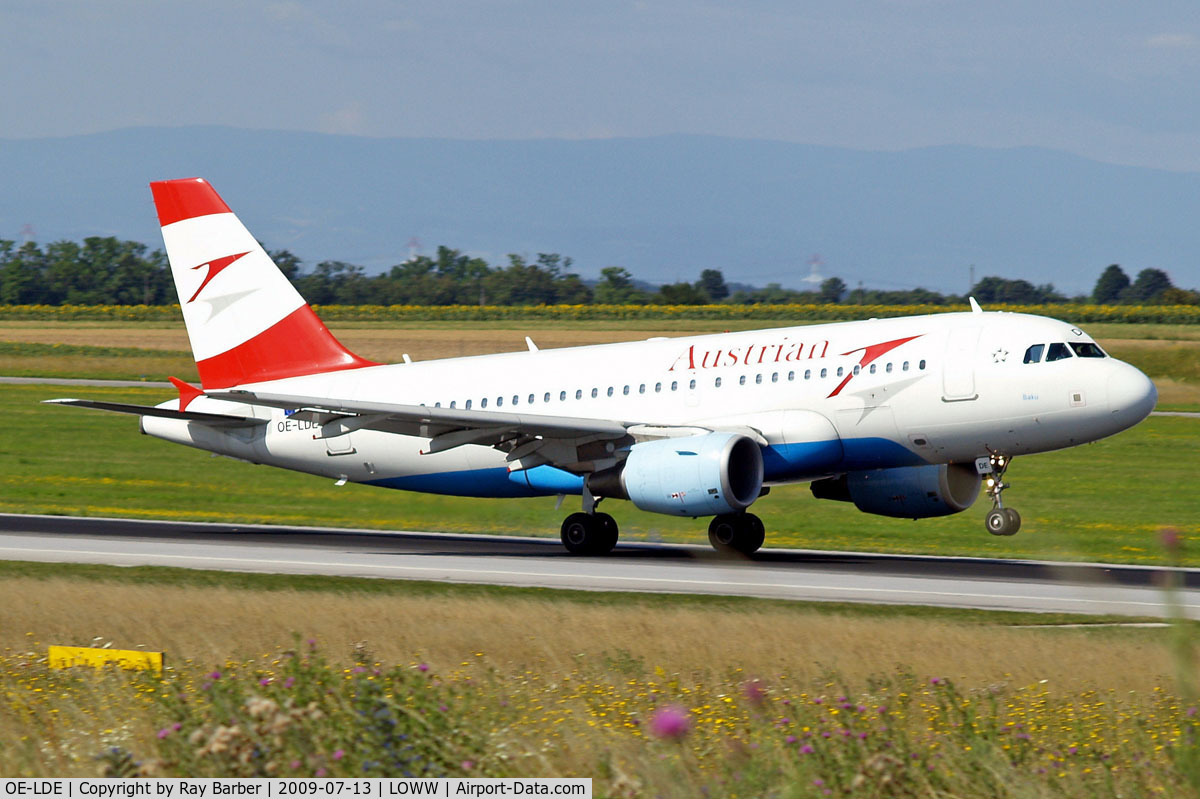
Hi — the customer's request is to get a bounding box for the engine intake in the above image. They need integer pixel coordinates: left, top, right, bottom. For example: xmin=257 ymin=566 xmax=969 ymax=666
xmin=591 ymin=432 xmax=764 ymax=517
xmin=811 ymin=463 xmax=980 ymax=519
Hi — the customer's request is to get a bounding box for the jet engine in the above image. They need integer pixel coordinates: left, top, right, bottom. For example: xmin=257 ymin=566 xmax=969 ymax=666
xmin=589 ymin=432 xmax=764 ymax=517
xmin=810 ymin=463 xmax=980 ymax=519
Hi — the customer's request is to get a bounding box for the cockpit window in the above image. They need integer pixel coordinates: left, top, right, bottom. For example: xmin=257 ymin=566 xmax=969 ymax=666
xmin=1045 ymin=342 xmax=1073 ymax=362
xmin=1070 ymin=342 xmax=1106 ymax=358
xmin=1023 ymin=344 xmax=1044 ymax=364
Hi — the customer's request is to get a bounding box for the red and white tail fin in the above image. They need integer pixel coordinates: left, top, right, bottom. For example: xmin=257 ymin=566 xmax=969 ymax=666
xmin=150 ymin=178 xmax=377 ymax=389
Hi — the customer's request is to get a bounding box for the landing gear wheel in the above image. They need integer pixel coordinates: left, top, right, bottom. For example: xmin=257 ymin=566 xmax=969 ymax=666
xmin=560 ymin=512 xmax=619 ymax=555
xmin=708 ymin=512 xmax=765 ymax=555
xmin=982 ymin=453 xmax=1021 ymax=537
xmin=985 ymin=508 xmax=1021 ymax=536
xmin=594 ymin=512 xmax=620 ymax=553
xmin=1002 ymin=507 xmax=1021 ymax=535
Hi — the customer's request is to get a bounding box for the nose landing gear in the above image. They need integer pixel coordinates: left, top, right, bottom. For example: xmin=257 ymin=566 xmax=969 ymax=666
xmin=982 ymin=454 xmax=1021 ymax=536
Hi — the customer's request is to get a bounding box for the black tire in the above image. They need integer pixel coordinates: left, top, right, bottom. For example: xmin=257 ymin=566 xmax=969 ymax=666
xmin=560 ymin=512 xmax=618 ymax=555
xmin=561 ymin=512 xmax=597 ymax=554
xmin=708 ymin=512 xmax=765 ymax=555
xmin=985 ymin=508 xmax=1010 ymax=536
xmin=741 ymin=513 xmax=765 ymax=554
xmin=708 ymin=514 xmax=739 ymax=552
xmin=1002 ymin=508 xmax=1021 ymax=536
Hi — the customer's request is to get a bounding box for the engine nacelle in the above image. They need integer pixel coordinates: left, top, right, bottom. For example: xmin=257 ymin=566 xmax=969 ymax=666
xmin=593 ymin=432 xmax=764 ymax=517
xmin=811 ymin=463 xmax=981 ymax=519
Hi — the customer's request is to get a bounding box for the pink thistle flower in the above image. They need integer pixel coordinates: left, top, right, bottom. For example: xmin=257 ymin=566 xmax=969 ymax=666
xmin=648 ymin=705 xmax=691 ymax=740
xmin=290 ymin=760 xmax=301 ymax=770
xmin=284 ymin=677 xmax=295 ymax=689
xmin=800 ymin=744 xmax=815 ymax=754
xmin=156 ymin=728 xmax=171 ymax=739
xmin=316 ymin=769 xmax=327 ymax=778
xmin=332 ymin=749 xmax=345 ymax=761
xmin=743 ymin=680 xmax=766 ymax=706
xmin=259 ymin=678 xmax=272 ymax=686
xmin=786 ymin=735 xmax=798 ymax=744
xmin=209 ymin=671 xmax=221 ymax=680
xmin=461 ymin=761 xmax=474 ymax=770
xmin=418 ymin=663 xmax=430 ymax=672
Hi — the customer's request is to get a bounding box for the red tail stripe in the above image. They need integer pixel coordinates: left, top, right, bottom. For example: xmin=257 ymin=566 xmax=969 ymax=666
xmin=196 ymin=306 xmax=379 ymax=389
xmin=150 ymin=178 xmax=233 ymax=227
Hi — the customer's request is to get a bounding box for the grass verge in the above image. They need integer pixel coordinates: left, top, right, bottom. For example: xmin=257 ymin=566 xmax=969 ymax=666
xmin=3 ymin=563 xmax=1200 ymax=793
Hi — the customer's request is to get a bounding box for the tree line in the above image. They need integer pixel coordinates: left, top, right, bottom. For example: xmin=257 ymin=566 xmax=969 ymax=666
xmin=1 ymin=236 xmax=1196 ymax=307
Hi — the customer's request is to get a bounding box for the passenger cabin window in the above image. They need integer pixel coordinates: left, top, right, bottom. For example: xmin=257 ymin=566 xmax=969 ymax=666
xmin=1046 ymin=342 xmax=1073 ymax=362
xmin=639 ymin=384 xmax=646 ymax=394
xmin=715 ymin=377 xmax=722 ymax=388
xmin=689 ymin=379 xmax=696 ymax=389
xmin=623 ymin=385 xmax=630 ymax=395
xmin=655 ymin=382 xmax=662 ymax=393
xmin=820 ymin=368 xmax=827 ymax=378
xmin=480 ymin=398 xmax=487 ymax=408
xmin=496 ymin=396 xmax=503 ymax=407
xmin=739 ymin=375 xmax=746 ymax=386
xmin=450 ymin=401 xmax=456 ymax=409
xmin=465 ymin=400 xmax=472 ymax=409
xmin=1023 ymin=344 xmax=1044 ymax=364
xmin=591 ymin=388 xmax=599 ymax=398
xmin=671 ymin=381 xmax=678 ymax=391
xmin=1070 ymin=342 xmax=1106 ymax=358
xmin=560 ymin=391 xmax=567 ymax=401
xmin=576 ymin=389 xmax=583 ymax=400
xmin=606 ymin=387 xmax=613 ymax=397
xmin=542 ymin=392 xmax=549 ymax=403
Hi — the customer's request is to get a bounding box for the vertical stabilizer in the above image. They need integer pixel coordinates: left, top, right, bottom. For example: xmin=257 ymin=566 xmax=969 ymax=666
xmin=150 ymin=178 xmax=377 ymax=389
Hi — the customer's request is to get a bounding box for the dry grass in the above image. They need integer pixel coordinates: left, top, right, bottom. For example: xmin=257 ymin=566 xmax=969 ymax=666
xmin=1 ymin=577 xmax=1173 ymax=694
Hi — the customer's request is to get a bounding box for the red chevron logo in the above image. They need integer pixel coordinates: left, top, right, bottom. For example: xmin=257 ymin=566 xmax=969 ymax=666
xmin=188 ymin=251 xmax=250 ymax=303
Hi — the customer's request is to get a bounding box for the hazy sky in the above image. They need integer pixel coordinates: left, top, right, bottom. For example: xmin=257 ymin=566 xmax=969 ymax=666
xmin=4 ymin=1 xmax=1200 ymax=171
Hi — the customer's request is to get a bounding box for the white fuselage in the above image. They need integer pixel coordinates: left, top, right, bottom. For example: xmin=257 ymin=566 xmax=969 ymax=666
xmin=142 ymin=310 xmax=1157 ymax=499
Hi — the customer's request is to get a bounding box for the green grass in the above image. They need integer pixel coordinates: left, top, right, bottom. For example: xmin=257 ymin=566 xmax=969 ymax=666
xmin=8 ymin=384 xmax=1198 ymax=565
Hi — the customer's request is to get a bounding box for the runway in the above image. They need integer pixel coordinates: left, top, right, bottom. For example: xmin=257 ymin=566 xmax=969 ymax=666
xmin=2 ymin=513 xmax=1197 ymax=618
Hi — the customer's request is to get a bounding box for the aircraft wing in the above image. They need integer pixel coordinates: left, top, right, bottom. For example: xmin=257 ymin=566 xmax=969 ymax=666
xmin=208 ymin=388 xmax=712 ymax=473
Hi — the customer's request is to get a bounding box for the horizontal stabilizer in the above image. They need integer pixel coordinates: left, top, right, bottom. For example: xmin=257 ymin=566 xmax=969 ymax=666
xmin=43 ymin=399 xmax=263 ymax=428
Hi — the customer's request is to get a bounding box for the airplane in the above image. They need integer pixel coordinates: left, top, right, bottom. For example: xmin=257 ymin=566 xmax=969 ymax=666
xmin=47 ymin=178 xmax=1159 ymax=555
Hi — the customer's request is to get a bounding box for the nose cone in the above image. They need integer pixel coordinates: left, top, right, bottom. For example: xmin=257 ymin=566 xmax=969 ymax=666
xmin=1107 ymin=362 xmax=1157 ymax=431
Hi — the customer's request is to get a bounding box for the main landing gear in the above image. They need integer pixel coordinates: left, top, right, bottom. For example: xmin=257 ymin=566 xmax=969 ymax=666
xmin=560 ymin=511 xmax=619 ymax=555
xmin=708 ymin=512 xmax=766 ymax=555
xmin=982 ymin=453 xmax=1021 ymax=536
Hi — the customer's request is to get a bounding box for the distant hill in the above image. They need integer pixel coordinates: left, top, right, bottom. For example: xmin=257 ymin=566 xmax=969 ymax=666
xmin=1 ymin=127 xmax=1198 ymax=295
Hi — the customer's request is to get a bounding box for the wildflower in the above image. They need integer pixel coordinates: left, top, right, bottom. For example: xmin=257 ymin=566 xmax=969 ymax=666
xmin=786 ymin=735 xmax=798 ymax=744
xmin=743 ymin=680 xmax=766 ymax=706
xmin=209 ymin=671 xmax=221 ymax=680
xmin=332 ymin=749 xmax=345 ymax=761
xmin=156 ymin=728 xmax=171 ymax=739
xmin=418 ymin=663 xmax=429 ymax=672
xmin=930 ymin=677 xmax=942 ymax=686
xmin=259 ymin=678 xmax=272 ymax=686
xmin=285 ymin=677 xmax=295 ymax=689
xmin=290 ymin=760 xmax=301 ymax=770
xmin=801 ymin=744 xmax=815 ymax=754
xmin=648 ymin=705 xmax=691 ymax=740
xmin=461 ymin=761 xmax=474 ymax=770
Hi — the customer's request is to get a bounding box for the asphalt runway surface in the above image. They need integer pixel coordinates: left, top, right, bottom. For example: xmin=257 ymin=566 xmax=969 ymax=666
xmin=2 ymin=513 xmax=1197 ymax=618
